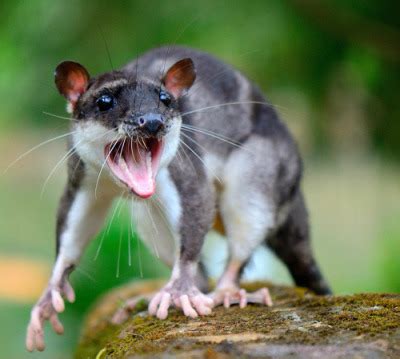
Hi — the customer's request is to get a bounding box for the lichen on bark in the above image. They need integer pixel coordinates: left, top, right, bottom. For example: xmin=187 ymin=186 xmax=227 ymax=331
xmin=75 ymin=280 xmax=400 ymax=358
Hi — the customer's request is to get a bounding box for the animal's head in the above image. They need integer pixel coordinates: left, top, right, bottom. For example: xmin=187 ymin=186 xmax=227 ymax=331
xmin=55 ymin=58 xmax=196 ymax=198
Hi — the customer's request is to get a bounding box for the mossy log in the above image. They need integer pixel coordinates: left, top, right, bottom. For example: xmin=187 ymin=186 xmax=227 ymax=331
xmin=75 ymin=280 xmax=400 ymax=358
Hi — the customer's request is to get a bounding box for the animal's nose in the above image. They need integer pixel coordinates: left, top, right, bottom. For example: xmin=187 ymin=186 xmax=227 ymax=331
xmin=136 ymin=113 xmax=164 ymax=135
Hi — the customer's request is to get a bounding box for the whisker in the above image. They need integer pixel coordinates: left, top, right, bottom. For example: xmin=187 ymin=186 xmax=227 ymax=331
xmin=180 ymin=132 xmax=215 ymax=161
xmin=94 ymin=230 xmax=107 ymax=262
xmin=181 ymin=124 xmax=241 ymax=146
xmin=177 ymin=142 xmax=197 ymax=174
xmin=181 ymin=125 xmax=254 ymax=155
xmin=119 ymin=137 xmax=127 ymax=160
xmin=134 ymin=55 xmax=139 ymax=109
xmin=152 ymin=195 xmax=177 ymax=251
xmin=94 ymin=194 xmax=125 ymax=261
xmin=156 ymin=13 xmax=202 ymax=104
xmin=4 ymin=130 xmax=78 ymax=173
xmin=107 ymin=192 xmax=125 ymax=234
xmin=130 ymin=200 xmax=143 ymax=278
xmin=76 ymin=266 xmax=97 ymax=283
xmin=144 ymin=201 xmax=159 ymax=235
xmin=98 ymin=25 xmax=114 ymax=71
xmin=180 ymin=131 xmax=237 ymax=163
xmin=181 ymin=48 xmax=263 ymax=100
xmin=179 ymin=100 xmax=287 ymax=118
xmin=94 ymin=138 xmax=120 ymax=199
xmin=144 ymin=201 xmax=160 ymax=258
xmin=130 ymin=138 xmax=135 ymax=163
xmin=179 ymin=139 xmax=222 ymax=184
xmin=128 ymin=198 xmax=136 ymax=267
xmin=42 ymin=111 xmax=78 ymax=122
xmin=183 ymin=69 xmax=245 ymax=102
xmin=115 ymin=196 xmax=127 ymax=278
xmin=116 ymin=220 xmax=123 ymax=278
xmin=40 ymin=140 xmax=82 ymax=198
xmin=41 ymin=128 xmax=116 ymax=197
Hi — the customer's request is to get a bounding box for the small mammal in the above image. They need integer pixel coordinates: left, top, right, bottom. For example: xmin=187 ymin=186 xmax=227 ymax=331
xmin=26 ymin=46 xmax=331 ymax=351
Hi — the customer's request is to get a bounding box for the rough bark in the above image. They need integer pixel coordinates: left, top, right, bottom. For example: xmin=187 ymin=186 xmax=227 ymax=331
xmin=75 ymin=280 xmax=400 ymax=358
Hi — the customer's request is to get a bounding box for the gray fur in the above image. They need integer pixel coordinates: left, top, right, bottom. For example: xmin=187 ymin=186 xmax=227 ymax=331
xmin=28 ymin=45 xmax=333 ymax=352
xmin=55 ymin=151 xmax=84 ymax=255
xmin=62 ymin=45 xmax=331 ymax=294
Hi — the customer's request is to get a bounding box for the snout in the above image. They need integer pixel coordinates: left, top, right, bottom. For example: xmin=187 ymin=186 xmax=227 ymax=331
xmin=125 ymin=113 xmax=165 ymax=136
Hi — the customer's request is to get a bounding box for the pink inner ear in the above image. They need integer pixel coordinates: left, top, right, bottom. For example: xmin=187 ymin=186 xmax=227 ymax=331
xmin=55 ymin=61 xmax=90 ymax=106
xmin=163 ymin=58 xmax=196 ymax=99
xmin=66 ymin=71 xmax=88 ymax=103
xmin=165 ymin=80 xmax=184 ymax=99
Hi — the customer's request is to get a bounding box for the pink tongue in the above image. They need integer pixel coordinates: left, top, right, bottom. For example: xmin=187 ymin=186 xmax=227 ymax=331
xmin=118 ymin=144 xmax=155 ymax=198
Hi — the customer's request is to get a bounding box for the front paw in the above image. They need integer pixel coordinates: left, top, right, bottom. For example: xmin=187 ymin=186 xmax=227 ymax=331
xmin=148 ymin=282 xmax=213 ymax=320
xmin=26 ymin=280 xmax=75 ymax=352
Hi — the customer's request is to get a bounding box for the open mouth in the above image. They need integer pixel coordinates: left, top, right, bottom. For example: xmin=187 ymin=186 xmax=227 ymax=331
xmin=105 ymin=137 xmax=163 ymax=198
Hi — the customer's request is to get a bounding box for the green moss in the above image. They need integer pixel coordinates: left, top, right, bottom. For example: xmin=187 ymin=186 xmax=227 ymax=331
xmin=75 ymin=282 xmax=400 ymax=358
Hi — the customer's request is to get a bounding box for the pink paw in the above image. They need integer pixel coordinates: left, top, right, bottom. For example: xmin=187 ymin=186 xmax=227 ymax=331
xmin=26 ymin=280 xmax=75 ymax=352
xmin=148 ymin=285 xmax=213 ymax=320
xmin=209 ymin=286 xmax=272 ymax=308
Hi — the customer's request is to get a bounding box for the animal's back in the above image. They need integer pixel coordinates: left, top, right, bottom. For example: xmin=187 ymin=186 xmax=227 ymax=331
xmin=125 ymin=46 xmax=301 ymax=192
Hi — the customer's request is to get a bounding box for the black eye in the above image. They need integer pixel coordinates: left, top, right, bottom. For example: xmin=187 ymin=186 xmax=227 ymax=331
xmin=159 ymin=90 xmax=171 ymax=106
xmin=96 ymin=94 xmax=114 ymax=111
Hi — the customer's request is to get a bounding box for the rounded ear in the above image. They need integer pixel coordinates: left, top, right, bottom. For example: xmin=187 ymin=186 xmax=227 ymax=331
xmin=54 ymin=61 xmax=90 ymax=105
xmin=163 ymin=58 xmax=196 ymax=99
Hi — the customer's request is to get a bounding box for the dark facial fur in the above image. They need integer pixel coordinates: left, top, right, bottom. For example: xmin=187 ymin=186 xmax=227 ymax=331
xmin=53 ymin=46 xmax=330 ymax=295
xmin=26 ymin=45 xmax=331 ymax=353
xmin=73 ymin=73 xmax=179 ymax=139
xmin=54 ymin=57 xmax=196 ymax=198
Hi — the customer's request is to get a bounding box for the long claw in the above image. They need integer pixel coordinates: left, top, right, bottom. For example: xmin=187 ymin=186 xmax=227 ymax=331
xmin=239 ymin=289 xmax=247 ymax=308
xmin=180 ymin=295 xmax=198 ymax=318
xmin=35 ymin=330 xmax=45 ymax=352
xmin=262 ymin=288 xmax=273 ymax=306
xmin=156 ymin=293 xmax=171 ymax=320
xmin=51 ymin=290 xmax=65 ymax=313
xmin=210 ymin=286 xmax=273 ymax=308
xmin=50 ymin=313 xmax=64 ymax=334
xmin=191 ymin=296 xmax=211 ymax=315
xmin=63 ymin=281 xmax=75 ymax=303
xmin=26 ymin=274 xmax=75 ymax=352
xmin=26 ymin=326 xmax=35 ymax=352
xmin=205 ymin=296 xmax=214 ymax=306
xmin=148 ymin=292 xmax=162 ymax=316
xmin=224 ymin=292 xmax=231 ymax=308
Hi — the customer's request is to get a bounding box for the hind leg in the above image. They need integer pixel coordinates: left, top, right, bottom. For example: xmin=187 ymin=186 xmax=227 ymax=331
xmin=208 ymin=140 xmax=278 ymax=307
xmin=268 ymin=192 xmax=332 ymax=295
xmin=209 ymin=190 xmax=274 ymax=307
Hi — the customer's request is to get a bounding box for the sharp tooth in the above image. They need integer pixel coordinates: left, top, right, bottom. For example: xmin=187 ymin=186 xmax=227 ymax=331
xmin=119 ymin=155 xmax=127 ymax=169
xmin=146 ymin=152 xmax=152 ymax=179
xmin=115 ymin=152 xmax=120 ymax=164
xmin=119 ymin=153 xmax=138 ymax=184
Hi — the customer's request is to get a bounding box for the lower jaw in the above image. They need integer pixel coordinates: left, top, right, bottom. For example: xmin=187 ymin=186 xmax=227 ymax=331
xmin=130 ymin=182 xmax=155 ymax=199
xmin=105 ymin=140 xmax=163 ymax=199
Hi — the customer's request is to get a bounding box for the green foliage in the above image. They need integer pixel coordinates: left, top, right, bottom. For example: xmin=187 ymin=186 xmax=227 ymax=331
xmin=71 ymin=203 xmax=169 ymax=314
xmin=0 ymin=0 xmax=399 ymax=158
xmin=0 ymin=2 xmax=399 ymax=358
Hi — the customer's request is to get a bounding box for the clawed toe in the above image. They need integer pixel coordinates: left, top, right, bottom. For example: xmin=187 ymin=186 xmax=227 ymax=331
xmin=248 ymin=287 xmax=273 ymax=306
xmin=26 ymin=308 xmax=45 ymax=352
xmin=209 ymin=286 xmax=273 ymax=308
xmin=148 ymin=287 xmax=213 ymax=320
xmin=25 ymin=281 xmax=75 ymax=352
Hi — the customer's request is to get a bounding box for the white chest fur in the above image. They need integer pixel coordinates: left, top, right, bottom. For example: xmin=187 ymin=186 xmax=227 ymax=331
xmin=130 ymin=168 xmax=182 ymax=267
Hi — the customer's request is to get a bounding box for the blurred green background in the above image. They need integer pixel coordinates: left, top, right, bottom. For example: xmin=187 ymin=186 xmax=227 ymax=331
xmin=0 ymin=0 xmax=399 ymax=358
